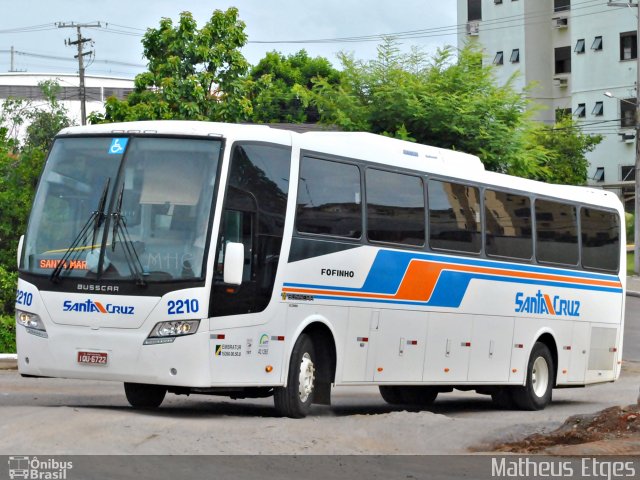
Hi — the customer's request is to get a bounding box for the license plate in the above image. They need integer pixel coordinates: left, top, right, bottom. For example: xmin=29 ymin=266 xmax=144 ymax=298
xmin=77 ymin=351 xmax=108 ymax=366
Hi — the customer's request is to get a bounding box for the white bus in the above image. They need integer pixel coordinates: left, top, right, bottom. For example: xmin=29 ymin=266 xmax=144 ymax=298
xmin=16 ymin=121 xmax=625 ymax=417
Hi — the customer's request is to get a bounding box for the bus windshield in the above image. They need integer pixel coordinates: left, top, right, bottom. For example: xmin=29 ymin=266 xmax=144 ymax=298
xmin=21 ymin=136 xmax=222 ymax=282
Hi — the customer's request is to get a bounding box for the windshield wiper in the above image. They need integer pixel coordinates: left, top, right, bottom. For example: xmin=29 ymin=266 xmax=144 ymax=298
xmin=50 ymin=178 xmax=110 ymax=282
xmin=111 ymin=184 xmax=147 ymax=287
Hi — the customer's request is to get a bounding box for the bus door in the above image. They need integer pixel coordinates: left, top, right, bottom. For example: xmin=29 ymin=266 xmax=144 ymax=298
xmin=211 ymin=143 xmax=292 ymax=318
xmin=213 ymin=190 xmax=258 ymax=315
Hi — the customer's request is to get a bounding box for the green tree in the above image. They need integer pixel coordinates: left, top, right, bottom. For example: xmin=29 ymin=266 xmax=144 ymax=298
xmin=95 ymin=9 xmax=251 ymax=123
xmin=529 ymin=115 xmax=602 ymax=185
xmin=304 ymin=40 xmax=545 ymax=176
xmin=303 ymin=39 xmax=600 ymax=183
xmin=24 ymin=81 xmax=72 ymax=151
xmin=247 ymin=50 xmax=341 ymax=123
xmin=0 ymin=81 xmax=70 ymax=299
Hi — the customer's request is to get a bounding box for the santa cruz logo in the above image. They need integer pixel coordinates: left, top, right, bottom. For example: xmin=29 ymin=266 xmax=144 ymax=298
xmin=515 ymin=290 xmax=580 ymax=317
xmin=63 ymin=299 xmax=134 ymax=315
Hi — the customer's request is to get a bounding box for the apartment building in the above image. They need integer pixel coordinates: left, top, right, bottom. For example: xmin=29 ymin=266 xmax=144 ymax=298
xmin=457 ymin=0 xmax=637 ymax=207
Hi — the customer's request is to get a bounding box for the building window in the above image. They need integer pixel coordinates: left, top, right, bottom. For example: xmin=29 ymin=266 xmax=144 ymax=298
xmin=622 ymin=165 xmax=635 ymax=182
xmin=620 ymin=31 xmax=637 ymax=60
xmin=593 ymin=167 xmax=605 ymax=182
xmin=468 ymin=0 xmax=482 ymax=21
xmin=591 ymin=36 xmax=603 ymax=51
xmin=554 ymin=0 xmax=570 ymax=12
xmin=493 ymin=51 xmax=504 ymax=65
xmin=574 ymin=103 xmax=586 ymax=118
xmin=554 ymin=46 xmax=571 ymax=74
xmin=494 ymin=0 xmax=502 ymax=3
xmin=592 ymin=101 xmax=604 ymax=116
xmin=555 ymin=108 xmax=571 ymax=120
xmin=574 ymin=39 xmax=585 ymax=54
xmin=621 ymin=98 xmax=637 ymax=128
xmin=510 ymin=49 xmax=520 ymax=63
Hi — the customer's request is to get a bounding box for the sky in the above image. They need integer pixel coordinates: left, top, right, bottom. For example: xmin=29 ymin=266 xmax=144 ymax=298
xmin=0 ymin=0 xmax=458 ymax=78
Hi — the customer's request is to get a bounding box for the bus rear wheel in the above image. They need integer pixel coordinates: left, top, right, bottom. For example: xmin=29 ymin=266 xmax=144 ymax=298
xmin=491 ymin=388 xmax=516 ymax=409
xmin=124 ymin=382 xmax=167 ymax=408
xmin=511 ymin=342 xmax=554 ymax=411
xmin=274 ymin=334 xmax=316 ymax=418
xmin=379 ymin=386 xmax=438 ymax=406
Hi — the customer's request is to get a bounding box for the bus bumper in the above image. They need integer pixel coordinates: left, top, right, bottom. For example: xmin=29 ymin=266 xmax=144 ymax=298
xmin=16 ymin=323 xmax=213 ymax=387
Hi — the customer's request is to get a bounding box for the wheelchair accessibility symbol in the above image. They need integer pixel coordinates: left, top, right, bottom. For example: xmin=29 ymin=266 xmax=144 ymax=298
xmin=108 ymin=138 xmax=128 ymax=155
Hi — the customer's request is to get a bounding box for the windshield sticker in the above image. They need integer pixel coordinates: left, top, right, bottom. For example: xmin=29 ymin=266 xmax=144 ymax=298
xmin=39 ymin=259 xmax=87 ymax=270
xmin=108 ymin=138 xmax=128 ymax=155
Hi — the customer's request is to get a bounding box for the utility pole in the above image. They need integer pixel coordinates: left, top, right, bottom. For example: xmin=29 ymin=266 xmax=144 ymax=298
xmin=57 ymin=22 xmax=101 ymax=125
xmin=607 ymin=2 xmax=640 ymax=275
xmin=10 ymin=46 xmax=15 ymax=72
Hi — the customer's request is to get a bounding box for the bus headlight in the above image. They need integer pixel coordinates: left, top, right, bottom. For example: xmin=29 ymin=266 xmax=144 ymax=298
xmin=16 ymin=310 xmax=48 ymax=338
xmin=144 ymin=320 xmax=200 ymax=345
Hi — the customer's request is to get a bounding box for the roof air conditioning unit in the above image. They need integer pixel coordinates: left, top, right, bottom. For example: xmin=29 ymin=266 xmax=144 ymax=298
xmin=622 ymin=133 xmax=636 ymax=143
xmin=466 ymin=21 xmax=480 ymax=36
xmin=553 ymin=77 xmax=568 ymax=87
xmin=553 ymin=16 xmax=569 ymax=28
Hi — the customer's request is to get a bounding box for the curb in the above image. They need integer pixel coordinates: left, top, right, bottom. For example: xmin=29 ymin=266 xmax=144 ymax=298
xmin=0 ymin=353 xmax=17 ymax=370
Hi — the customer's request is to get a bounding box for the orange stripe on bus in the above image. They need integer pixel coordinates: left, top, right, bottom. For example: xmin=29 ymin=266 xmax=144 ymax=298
xmin=94 ymin=301 xmax=108 ymax=314
xmin=543 ymin=294 xmax=556 ymax=315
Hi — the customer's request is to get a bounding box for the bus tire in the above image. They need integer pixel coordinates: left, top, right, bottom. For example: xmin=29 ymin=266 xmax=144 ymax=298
xmin=511 ymin=342 xmax=554 ymax=411
xmin=379 ymin=386 xmax=404 ymax=405
xmin=491 ymin=388 xmax=515 ymax=409
xmin=274 ymin=334 xmax=316 ymax=418
xmin=124 ymin=382 xmax=167 ymax=408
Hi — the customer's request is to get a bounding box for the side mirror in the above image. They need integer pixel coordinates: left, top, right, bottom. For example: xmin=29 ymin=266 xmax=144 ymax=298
xmin=17 ymin=235 xmax=24 ymax=268
xmin=223 ymin=242 xmax=244 ymax=285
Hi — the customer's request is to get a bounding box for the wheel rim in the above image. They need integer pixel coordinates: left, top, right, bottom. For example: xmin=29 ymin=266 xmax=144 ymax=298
xmin=298 ymin=352 xmax=315 ymax=403
xmin=532 ymin=356 xmax=549 ymax=398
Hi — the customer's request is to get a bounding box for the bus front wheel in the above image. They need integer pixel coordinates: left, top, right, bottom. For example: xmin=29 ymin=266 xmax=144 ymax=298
xmin=511 ymin=342 xmax=554 ymax=410
xmin=274 ymin=334 xmax=316 ymax=418
xmin=124 ymin=382 xmax=167 ymax=408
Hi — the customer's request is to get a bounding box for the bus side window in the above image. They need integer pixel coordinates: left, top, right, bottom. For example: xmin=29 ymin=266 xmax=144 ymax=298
xmin=581 ymin=207 xmax=620 ymax=272
xmin=535 ymin=200 xmax=578 ymax=266
xmin=484 ymin=189 xmax=532 ymax=260
xmin=428 ymin=179 xmax=481 ymax=253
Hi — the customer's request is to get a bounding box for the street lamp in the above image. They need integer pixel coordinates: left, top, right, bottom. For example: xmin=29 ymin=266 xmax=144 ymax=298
xmin=603 ymin=90 xmax=640 ymax=275
xmin=607 ymin=3 xmax=640 ymax=276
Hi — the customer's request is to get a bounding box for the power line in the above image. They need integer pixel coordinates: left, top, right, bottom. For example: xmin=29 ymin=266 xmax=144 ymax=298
xmin=0 ymin=48 xmax=144 ymax=68
xmin=0 ymin=1 xmax=614 ymax=48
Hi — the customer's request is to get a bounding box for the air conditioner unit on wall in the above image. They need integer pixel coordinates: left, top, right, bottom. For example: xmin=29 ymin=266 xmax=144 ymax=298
xmin=553 ymin=77 xmax=568 ymax=87
xmin=553 ymin=16 xmax=569 ymax=28
xmin=622 ymin=132 xmax=636 ymax=143
xmin=466 ymin=21 xmax=480 ymax=36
